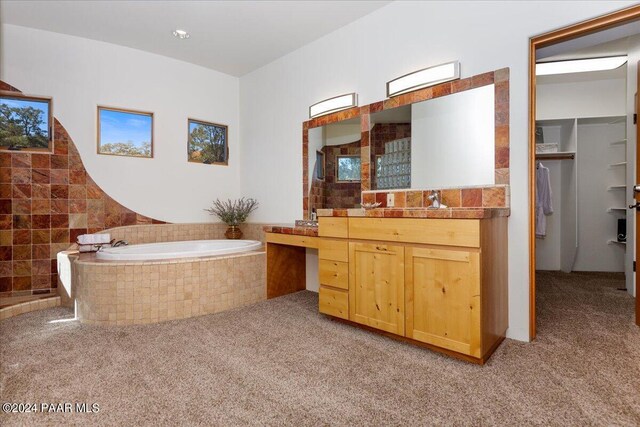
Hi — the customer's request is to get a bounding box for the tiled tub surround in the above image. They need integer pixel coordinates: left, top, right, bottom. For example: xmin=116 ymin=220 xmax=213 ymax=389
xmin=74 ymin=250 xmax=266 ymax=326
xmin=0 ymin=295 xmax=60 ymax=320
xmin=302 ymin=68 xmax=510 ymax=220
xmin=99 ymin=222 xmax=267 ymax=246
xmin=0 ymin=81 xmax=165 ymax=299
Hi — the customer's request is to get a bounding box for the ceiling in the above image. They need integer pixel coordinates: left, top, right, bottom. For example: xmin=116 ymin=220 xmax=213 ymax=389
xmin=0 ymin=0 xmax=391 ymax=77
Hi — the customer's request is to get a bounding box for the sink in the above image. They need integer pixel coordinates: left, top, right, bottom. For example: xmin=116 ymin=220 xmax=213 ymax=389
xmin=295 ymin=219 xmax=318 ymax=228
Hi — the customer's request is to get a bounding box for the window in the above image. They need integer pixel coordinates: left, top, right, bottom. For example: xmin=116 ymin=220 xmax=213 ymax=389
xmin=188 ymin=119 xmax=228 ymax=165
xmin=336 ymin=155 xmax=361 ymax=182
xmin=0 ymin=92 xmax=53 ymax=151
xmin=316 ymin=150 xmax=325 ymax=180
xmin=98 ymin=106 xmax=153 ymax=158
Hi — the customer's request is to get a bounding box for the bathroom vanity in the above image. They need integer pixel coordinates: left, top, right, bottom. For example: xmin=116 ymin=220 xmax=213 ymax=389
xmin=315 ymin=212 xmax=507 ymax=363
xmin=265 ymin=66 xmax=511 ymax=363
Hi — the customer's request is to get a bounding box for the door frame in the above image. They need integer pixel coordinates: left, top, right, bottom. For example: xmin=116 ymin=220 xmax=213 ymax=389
xmin=529 ymin=4 xmax=640 ymax=340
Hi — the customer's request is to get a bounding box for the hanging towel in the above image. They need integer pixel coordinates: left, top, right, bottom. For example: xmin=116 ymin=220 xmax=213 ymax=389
xmin=77 ymin=233 xmax=111 ymax=245
xmin=536 ymin=162 xmax=553 ymax=238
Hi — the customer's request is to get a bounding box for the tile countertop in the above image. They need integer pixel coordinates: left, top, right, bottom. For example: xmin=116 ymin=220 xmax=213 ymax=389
xmin=263 ymin=225 xmax=319 ymax=237
xmin=316 ymin=207 xmax=510 ymax=219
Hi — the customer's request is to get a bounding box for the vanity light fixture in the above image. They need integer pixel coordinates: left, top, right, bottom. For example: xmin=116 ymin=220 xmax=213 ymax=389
xmin=172 ymin=29 xmax=190 ymax=39
xmin=536 ymin=56 xmax=627 ymax=76
xmin=387 ymin=60 xmax=460 ymax=97
xmin=309 ymin=93 xmax=358 ymax=119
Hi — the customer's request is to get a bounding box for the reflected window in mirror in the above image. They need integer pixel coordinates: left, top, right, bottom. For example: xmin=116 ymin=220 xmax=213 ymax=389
xmin=337 ymin=155 xmax=361 ymax=182
xmin=307 ymin=116 xmax=362 ymax=213
xmin=315 ymin=150 xmax=325 ymax=180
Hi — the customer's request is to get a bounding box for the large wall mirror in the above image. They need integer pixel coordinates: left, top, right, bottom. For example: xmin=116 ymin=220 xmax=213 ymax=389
xmin=307 ymin=117 xmax=362 ymax=214
xmin=369 ymin=84 xmax=495 ymax=190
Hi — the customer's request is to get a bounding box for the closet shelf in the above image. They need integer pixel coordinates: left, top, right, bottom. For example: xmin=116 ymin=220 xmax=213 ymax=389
xmin=535 ymin=151 xmax=575 ymax=160
xmin=609 ymin=162 xmax=627 ymax=167
xmin=610 ymin=139 xmax=627 ymax=146
xmin=608 ymin=239 xmax=626 ymax=246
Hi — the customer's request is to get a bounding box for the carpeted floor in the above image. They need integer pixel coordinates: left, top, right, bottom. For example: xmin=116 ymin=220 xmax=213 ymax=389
xmin=1 ymin=272 xmax=639 ymax=426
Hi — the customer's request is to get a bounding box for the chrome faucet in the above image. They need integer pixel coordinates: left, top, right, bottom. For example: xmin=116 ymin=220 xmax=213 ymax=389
xmin=427 ymin=190 xmax=442 ymax=209
xmin=110 ymin=239 xmax=129 ymax=247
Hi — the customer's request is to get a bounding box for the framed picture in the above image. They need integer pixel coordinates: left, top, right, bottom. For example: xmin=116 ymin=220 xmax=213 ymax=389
xmin=0 ymin=91 xmax=53 ymax=152
xmin=315 ymin=150 xmax=325 ymax=180
xmin=97 ymin=106 xmax=153 ymax=158
xmin=188 ymin=119 xmax=228 ymax=165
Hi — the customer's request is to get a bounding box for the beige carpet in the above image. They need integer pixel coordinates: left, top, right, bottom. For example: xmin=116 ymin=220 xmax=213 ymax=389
xmin=1 ymin=272 xmax=639 ymax=426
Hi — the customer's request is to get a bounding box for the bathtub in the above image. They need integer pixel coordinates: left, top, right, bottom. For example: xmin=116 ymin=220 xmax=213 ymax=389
xmin=96 ymin=239 xmax=262 ymax=261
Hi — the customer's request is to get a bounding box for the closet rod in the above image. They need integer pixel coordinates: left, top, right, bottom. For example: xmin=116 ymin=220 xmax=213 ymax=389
xmin=535 ymin=152 xmax=575 ymax=160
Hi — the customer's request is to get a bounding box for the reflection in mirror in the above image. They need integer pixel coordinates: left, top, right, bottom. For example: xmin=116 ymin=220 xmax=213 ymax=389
xmin=369 ymin=105 xmax=412 ymax=190
xmin=308 ymin=117 xmax=361 ymax=214
xmin=412 ymin=84 xmax=495 ymax=188
xmin=369 ymin=84 xmax=495 ymax=190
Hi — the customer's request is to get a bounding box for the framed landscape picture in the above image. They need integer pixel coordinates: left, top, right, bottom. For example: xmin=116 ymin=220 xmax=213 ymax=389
xmin=188 ymin=119 xmax=228 ymax=165
xmin=97 ymin=106 xmax=153 ymax=158
xmin=0 ymin=92 xmax=53 ymax=151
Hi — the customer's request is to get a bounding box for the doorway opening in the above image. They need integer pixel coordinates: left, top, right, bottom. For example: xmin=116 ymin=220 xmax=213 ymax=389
xmin=529 ymin=5 xmax=640 ymax=340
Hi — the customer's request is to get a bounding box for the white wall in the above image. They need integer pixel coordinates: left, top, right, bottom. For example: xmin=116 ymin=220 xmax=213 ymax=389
xmin=537 ymin=79 xmax=626 ymax=119
xmin=1 ymin=24 xmax=241 ymax=223
xmin=239 ymin=0 xmax=636 ymax=342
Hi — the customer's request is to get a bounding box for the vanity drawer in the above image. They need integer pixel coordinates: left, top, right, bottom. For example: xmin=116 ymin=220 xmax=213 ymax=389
xmin=319 ymin=259 xmax=349 ymax=290
xmin=348 ymin=218 xmax=480 ymax=248
xmin=319 ymin=286 xmax=349 ymax=320
xmin=318 ymin=217 xmax=348 ymax=238
xmin=318 ymin=239 xmax=349 ymax=262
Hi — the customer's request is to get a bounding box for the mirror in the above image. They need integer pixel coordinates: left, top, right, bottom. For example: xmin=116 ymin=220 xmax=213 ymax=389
xmin=369 ymin=84 xmax=495 ymax=190
xmin=308 ymin=117 xmax=362 ymax=213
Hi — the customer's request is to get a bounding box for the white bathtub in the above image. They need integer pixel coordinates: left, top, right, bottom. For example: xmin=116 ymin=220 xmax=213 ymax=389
xmin=95 ymin=240 xmax=263 ymax=261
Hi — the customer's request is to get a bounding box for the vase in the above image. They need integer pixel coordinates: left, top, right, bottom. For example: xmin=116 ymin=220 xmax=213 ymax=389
xmin=225 ymin=225 xmax=243 ymax=239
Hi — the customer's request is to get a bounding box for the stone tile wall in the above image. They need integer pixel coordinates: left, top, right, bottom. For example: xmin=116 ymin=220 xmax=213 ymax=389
xmin=0 ymin=81 xmax=164 ymax=298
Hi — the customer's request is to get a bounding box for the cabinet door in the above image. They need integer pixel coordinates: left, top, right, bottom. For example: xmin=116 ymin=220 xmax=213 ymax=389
xmin=405 ymin=247 xmax=481 ymax=357
xmin=349 ymin=242 xmax=405 ymax=335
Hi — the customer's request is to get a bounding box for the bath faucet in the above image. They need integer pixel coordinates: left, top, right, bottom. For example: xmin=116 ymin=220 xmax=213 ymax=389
xmin=110 ymin=239 xmax=129 ymax=247
xmin=427 ymin=191 xmax=441 ymax=208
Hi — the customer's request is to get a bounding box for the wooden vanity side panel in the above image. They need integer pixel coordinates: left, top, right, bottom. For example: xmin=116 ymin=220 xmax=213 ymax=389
xmin=348 ymin=218 xmax=480 ymax=248
xmin=480 ymin=217 xmax=509 ymax=356
xmin=266 ymin=243 xmax=306 ymax=299
xmin=318 ymin=217 xmax=349 ymax=238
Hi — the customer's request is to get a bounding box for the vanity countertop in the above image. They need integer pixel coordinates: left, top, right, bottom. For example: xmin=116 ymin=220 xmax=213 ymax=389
xmin=317 ymin=207 xmax=510 ymax=219
xmin=263 ymin=224 xmax=319 ymax=237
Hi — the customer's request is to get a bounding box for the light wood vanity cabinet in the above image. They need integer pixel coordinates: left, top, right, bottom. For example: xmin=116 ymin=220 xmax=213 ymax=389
xmin=349 ymin=242 xmax=405 ymax=335
xmin=405 ymin=247 xmax=481 ymax=357
xmin=317 ymin=216 xmax=508 ymax=363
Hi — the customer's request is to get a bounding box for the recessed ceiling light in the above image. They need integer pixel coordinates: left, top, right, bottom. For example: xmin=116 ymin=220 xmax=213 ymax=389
xmin=536 ymin=56 xmax=627 ymax=76
xmin=172 ymin=29 xmax=190 ymax=39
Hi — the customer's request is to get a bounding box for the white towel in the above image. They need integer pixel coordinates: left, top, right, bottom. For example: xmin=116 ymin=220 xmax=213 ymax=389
xmin=77 ymin=233 xmax=111 ymax=245
xmin=536 ymin=162 xmax=553 ymax=238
